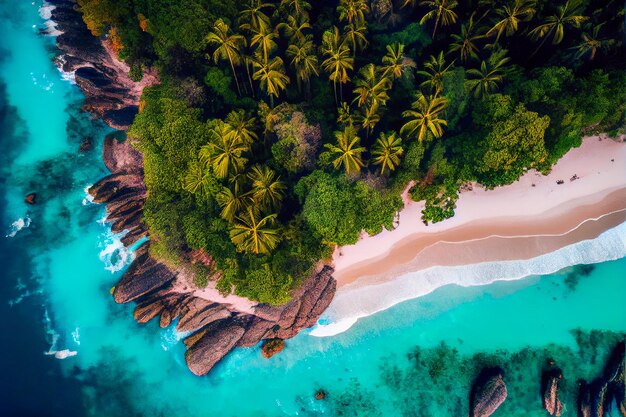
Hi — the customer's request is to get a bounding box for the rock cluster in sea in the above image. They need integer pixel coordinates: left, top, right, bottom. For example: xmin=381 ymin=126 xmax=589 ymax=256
xmin=577 ymin=341 xmax=625 ymax=417
xmin=52 ymin=0 xmax=337 ymax=376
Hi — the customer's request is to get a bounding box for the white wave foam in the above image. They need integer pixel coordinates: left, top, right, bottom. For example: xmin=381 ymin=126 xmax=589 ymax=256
xmin=160 ymin=325 xmax=190 ymax=351
xmin=72 ymin=327 xmax=81 ymax=346
xmin=6 ymin=216 xmax=32 ymax=238
xmin=311 ymin=221 xmax=626 ymax=337
xmin=55 ymin=56 xmax=76 ymax=84
xmin=98 ymin=229 xmax=135 ymax=273
xmin=39 ymin=2 xmax=63 ymax=36
xmin=82 ymin=185 xmax=95 ymax=205
xmin=38 ymin=2 xmax=54 ymax=20
xmin=43 ymin=309 xmax=78 ymax=359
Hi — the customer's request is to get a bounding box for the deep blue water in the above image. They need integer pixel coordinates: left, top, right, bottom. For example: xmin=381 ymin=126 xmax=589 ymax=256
xmin=1 ymin=3 xmax=625 ymax=417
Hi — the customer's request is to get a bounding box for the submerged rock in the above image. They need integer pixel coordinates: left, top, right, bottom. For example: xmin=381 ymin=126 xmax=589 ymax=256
xmin=315 ymin=389 xmax=327 ymax=400
xmin=261 ymin=338 xmax=285 ymax=359
xmin=24 ymin=193 xmax=37 ymax=205
xmin=79 ymin=136 xmax=93 ymax=152
xmin=470 ymin=367 xmax=507 ymax=417
xmin=542 ymin=368 xmax=564 ymax=416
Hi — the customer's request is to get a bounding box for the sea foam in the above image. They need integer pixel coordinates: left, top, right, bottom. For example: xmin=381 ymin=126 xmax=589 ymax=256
xmin=311 ymin=221 xmax=626 ymax=337
xmin=5 ymin=216 xmax=32 ymax=238
xmin=98 ymin=229 xmax=135 ymax=273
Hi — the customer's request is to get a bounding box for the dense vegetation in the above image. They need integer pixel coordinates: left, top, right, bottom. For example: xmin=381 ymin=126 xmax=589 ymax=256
xmin=78 ymin=0 xmax=625 ymax=303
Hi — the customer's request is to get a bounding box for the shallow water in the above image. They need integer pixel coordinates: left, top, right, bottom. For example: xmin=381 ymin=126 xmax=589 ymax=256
xmin=0 ymin=3 xmax=624 ymax=417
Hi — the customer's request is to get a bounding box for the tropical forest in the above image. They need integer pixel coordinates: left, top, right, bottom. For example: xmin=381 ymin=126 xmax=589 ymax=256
xmin=76 ymin=0 xmax=626 ymax=304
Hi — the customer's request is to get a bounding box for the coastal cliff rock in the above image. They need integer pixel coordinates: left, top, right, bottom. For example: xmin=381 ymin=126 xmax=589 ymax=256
xmin=542 ymin=368 xmax=564 ymax=416
xmin=48 ymin=0 xmax=157 ymax=130
xmin=54 ymin=0 xmax=337 ymax=378
xmin=470 ymin=368 xmax=507 ymax=417
xmin=103 ymin=132 xmax=143 ymax=174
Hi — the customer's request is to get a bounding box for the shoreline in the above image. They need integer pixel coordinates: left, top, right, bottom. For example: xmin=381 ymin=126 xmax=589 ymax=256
xmin=333 ymin=135 xmax=626 ymax=285
xmin=312 ymin=136 xmax=626 ymax=336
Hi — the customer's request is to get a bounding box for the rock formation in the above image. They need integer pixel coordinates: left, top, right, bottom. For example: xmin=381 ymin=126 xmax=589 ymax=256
xmin=48 ymin=0 xmax=157 ymax=131
xmin=54 ymin=0 xmax=336 ymax=377
xmin=87 ymin=130 xmax=337 ymax=376
xmin=470 ymin=367 xmax=508 ymax=417
xmin=542 ymin=368 xmax=564 ymax=416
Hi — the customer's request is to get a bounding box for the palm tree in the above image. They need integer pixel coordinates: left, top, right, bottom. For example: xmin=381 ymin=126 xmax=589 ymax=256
xmin=253 ymin=56 xmax=290 ymax=107
xmin=239 ymin=0 xmax=274 ymax=33
xmin=280 ymin=0 xmax=311 ymax=17
xmin=337 ymin=0 xmax=370 ymax=26
xmin=225 ymin=110 xmax=258 ymax=146
xmin=183 ymin=161 xmax=212 ymax=196
xmin=487 ymin=0 xmax=536 ymax=43
xmin=200 ymin=121 xmax=249 ymax=178
xmin=400 ymin=93 xmax=447 ymax=142
xmin=277 ymin=13 xmax=311 ymax=42
xmin=465 ymin=49 xmax=511 ymax=98
xmin=419 ymin=0 xmax=459 ymax=39
xmin=529 ymin=0 xmax=588 ymax=50
xmin=371 ymin=132 xmax=404 ymax=174
xmin=337 ymin=102 xmax=356 ymax=127
xmin=323 ymin=126 xmax=366 ymax=175
xmin=321 ymin=26 xmax=354 ymax=105
xmin=230 ymin=207 xmax=281 ymax=255
xmin=360 ymin=103 xmax=381 ymax=137
xmin=381 ymin=43 xmax=415 ymax=80
xmin=206 ymin=19 xmax=246 ymax=96
xmin=250 ymin=25 xmax=278 ymax=64
xmin=216 ymin=185 xmax=252 ymax=222
xmin=572 ymin=22 xmax=614 ymax=61
xmin=248 ymin=165 xmax=286 ymax=211
xmin=344 ymin=22 xmax=369 ymax=57
xmin=352 ymin=63 xmax=391 ymax=109
xmin=416 ymin=51 xmax=454 ymax=95
xmin=286 ymin=35 xmax=319 ymax=94
xmin=449 ymin=13 xmax=487 ymax=62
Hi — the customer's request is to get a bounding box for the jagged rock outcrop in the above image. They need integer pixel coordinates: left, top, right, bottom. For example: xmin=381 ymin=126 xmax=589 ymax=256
xmin=542 ymin=368 xmax=564 ymax=416
xmin=470 ymin=367 xmax=508 ymax=417
xmin=49 ymin=0 xmax=157 ymax=130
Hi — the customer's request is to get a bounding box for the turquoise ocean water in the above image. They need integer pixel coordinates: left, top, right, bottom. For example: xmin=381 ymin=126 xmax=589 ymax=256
xmin=1 ymin=2 xmax=624 ymax=416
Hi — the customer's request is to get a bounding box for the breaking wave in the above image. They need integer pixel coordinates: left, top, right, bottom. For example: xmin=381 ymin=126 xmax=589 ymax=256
xmin=98 ymin=228 xmax=134 ymax=273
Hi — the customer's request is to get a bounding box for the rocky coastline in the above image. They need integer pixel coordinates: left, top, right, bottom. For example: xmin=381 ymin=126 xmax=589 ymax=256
xmin=49 ymin=0 xmax=336 ymax=376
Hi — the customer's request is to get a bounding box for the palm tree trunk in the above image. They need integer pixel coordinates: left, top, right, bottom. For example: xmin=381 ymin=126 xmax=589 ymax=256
xmin=432 ymin=10 xmax=441 ymax=39
xmin=333 ymin=79 xmax=338 ymax=106
xmin=228 ymin=53 xmax=242 ymax=96
xmin=530 ymin=29 xmax=553 ymax=58
xmin=245 ymin=61 xmax=255 ymax=98
xmin=339 ymin=82 xmax=344 ymax=104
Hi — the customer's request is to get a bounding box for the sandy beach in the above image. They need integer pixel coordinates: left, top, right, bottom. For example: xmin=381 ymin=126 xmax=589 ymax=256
xmin=309 ymin=135 xmax=626 ymax=336
xmin=333 ymin=136 xmax=626 ymax=286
